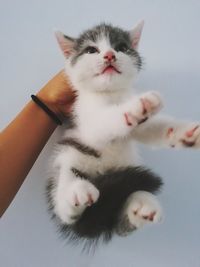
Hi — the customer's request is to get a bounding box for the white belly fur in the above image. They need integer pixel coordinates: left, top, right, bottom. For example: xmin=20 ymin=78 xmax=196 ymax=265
xmin=59 ymin=139 xmax=140 ymax=177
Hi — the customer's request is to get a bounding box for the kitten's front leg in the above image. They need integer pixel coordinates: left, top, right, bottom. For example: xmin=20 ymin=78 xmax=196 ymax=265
xmin=83 ymin=91 xmax=163 ymax=146
xmin=167 ymin=123 xmax=200 ymax=148
xmin=132 ymin=116 xmax=200 ymax=149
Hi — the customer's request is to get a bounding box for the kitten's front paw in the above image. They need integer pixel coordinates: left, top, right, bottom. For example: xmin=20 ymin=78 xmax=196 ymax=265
xmin=68 ymin=180 xmax=100 ymax=209
xmin=124 ymin=92 xmax=163 ymax=127
xmin=139 ymin=91 xmax=163 ymax=121
xmin=126 ymin=191 xmax=163 ymax=229
xmin=167 ymin=124 xmax=200 ymax=148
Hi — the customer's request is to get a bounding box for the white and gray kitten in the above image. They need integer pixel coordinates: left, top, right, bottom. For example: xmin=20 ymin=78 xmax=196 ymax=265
xmin=46 ymin=22 xmax=200 ymax=248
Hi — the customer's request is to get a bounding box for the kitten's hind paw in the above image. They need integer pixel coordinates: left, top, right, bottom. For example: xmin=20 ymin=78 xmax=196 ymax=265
xmin=57 ymin=180 xmax=99 ymax=225
xmin=68 ymin=180 xmax=99 ymax=209
xmin=125 ymin=191 xmax=163 ymax=229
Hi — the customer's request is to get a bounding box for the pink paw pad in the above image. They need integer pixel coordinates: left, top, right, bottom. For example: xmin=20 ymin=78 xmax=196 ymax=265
xmin=167 ymin=127 xmax=174 ymax=137
xmin=124 ymin=112 xmax=137 ymax=127
xmin=180 ymin=125 xmax=200 ymax=147
xmin=140 ymin=98 xmax=151 ymax=115
xmin=87 ymin=193 xmax=94 ymax=206
xmin=142 ymin=211 xmax=156 ymax=221
xmin=74 ymin=193 xmax=94 ymax=207
xmin=185 ymin=126 xmax=199 ymax=138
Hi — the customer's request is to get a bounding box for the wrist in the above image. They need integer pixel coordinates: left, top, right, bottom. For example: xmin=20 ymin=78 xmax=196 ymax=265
xmin=36 ymin=71 xmax=75 ymax=118
xmin=36 ymin=90 xmax=63 ymax=118
xmin=31 ymin=94 xmax=63 ymax=125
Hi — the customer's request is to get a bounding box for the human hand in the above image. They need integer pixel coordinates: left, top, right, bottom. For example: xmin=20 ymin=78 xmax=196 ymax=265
xmin=37 ymin=70 xmax=76 ymax=118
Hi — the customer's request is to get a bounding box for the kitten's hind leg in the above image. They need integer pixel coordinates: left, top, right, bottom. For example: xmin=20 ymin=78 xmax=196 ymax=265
xmin=116 ymin=191 xmax=163 ymax=236
xmin=50 ymin=167 xmax=99 ymax=225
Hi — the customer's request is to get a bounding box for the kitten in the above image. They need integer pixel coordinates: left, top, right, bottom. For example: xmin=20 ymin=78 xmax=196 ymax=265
xmin=46 ymin=22 xmax=200 ymax=248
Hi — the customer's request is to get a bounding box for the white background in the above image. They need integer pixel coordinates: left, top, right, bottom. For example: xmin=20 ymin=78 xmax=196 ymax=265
xmin=1 ymin=1 xmax=200 ymax=266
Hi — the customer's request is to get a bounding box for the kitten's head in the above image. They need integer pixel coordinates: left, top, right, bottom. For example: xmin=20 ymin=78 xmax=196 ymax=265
xmin=55 ymin=22 xmax=144 ymax=93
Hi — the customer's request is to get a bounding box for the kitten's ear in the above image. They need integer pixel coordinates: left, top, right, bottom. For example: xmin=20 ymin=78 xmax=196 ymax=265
xmin=55 ymin=31 xmax=75 ymax=57
xmin=129 ymin=20 xmax=144 ymax=50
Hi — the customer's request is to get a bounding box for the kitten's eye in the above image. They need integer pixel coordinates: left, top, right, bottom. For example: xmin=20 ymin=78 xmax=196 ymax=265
xmin=115 ymin=43 xmax=129 ymax=53
xmin=84 ymin=46 xmax=99 ymax=54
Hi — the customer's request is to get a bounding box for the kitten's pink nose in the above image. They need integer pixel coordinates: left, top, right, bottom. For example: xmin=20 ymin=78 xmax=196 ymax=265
xmin=104 ymin=51 xmax=116 ymax=62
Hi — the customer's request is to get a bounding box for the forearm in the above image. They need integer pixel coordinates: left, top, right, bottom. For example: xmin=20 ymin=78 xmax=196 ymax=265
xmin=132 ymin=115 xmax=200 ymax=149
xmin=132 ymin=116 xmax=177 ymax=147
xmin=0 ymin=100 xmax=57 ymax=216
xmin=0 ymin=71 xmax=74 ymax=216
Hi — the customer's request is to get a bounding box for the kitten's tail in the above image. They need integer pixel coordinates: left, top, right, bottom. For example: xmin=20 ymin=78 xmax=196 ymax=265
xmin=48 ymin=166 xmax=162 ymax=250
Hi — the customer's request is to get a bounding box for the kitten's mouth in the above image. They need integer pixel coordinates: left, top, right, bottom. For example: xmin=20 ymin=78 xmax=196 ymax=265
xmin=102 ymin=64 xmax=121 ymax=75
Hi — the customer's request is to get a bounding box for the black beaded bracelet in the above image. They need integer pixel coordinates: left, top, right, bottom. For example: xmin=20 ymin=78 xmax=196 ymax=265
xmin=31 ymin=94 xmax=62 ymax=125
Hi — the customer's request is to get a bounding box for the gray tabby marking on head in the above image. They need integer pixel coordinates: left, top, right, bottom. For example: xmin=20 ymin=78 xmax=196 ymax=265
xmin=70 ymin=23 xmax=142 ymax=69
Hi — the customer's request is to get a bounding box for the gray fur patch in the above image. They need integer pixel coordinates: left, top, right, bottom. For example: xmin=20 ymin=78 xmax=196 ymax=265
xmin=116 ymin=214 xmax=136 ymax=236
xmin=71 ymin=167 xmax=89 ymax=179
xmin=58 ymin=138 xmax=101 ymax=158
xmin=70 ymin=23 xmax=142 ymax=69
